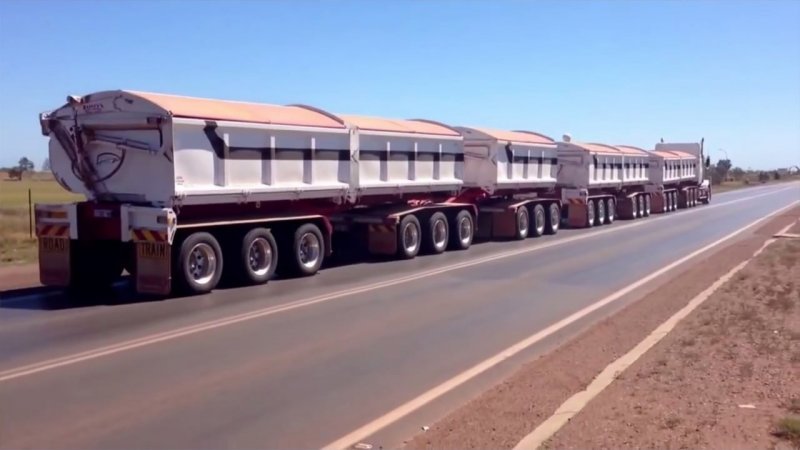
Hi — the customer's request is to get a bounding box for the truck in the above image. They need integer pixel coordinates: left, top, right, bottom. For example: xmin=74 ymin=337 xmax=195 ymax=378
xmin=554 ymin=138 xmax=711 ymax=228
xmin=33 ymin=90 xmax=710 ymax=297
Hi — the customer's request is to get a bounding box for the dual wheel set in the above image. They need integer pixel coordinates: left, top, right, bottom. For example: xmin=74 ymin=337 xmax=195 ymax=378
xmin=585 ymin=194 xmax=651 ymax=228
xmin=513 ymin=202 xmax=562 ymax=240
xmin=174 ymin=222 xmax=324 ymax=295
xmin=394 ymin=209 xmax=475 ymax=259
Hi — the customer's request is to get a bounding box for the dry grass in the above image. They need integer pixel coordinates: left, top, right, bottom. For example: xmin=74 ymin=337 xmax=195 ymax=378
xmin=713 ymin=175 xmax=800 ymax=193
xmin=0 ymin=172 xmax=83 ymax=266
xmin=773 ymin=415 xmax=800 ymax=448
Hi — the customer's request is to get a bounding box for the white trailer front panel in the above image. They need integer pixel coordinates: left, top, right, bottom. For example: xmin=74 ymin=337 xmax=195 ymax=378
xmin=453 ymin=126 xmax=557 ymax=194
xmin=556 ymin=141 xmax=650 ymax=189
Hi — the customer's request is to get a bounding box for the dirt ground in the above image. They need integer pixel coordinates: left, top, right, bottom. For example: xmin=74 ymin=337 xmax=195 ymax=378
xmin=545 ymin=222 xmax=800 ymax=450
xmin=0 ymin=262 xmax=40 ymax=292
xmin=403 ymin=207 xmax=800 ymax=450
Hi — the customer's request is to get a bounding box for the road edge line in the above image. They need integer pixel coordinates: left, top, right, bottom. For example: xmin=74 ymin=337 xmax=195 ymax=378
xmin=320 ymin=200 xmax=799 ymax=450
xmin=512 ymin=217 xmax=799 ymax=450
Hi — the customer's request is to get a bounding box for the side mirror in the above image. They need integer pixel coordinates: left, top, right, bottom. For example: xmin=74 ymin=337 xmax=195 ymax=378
xmin=705 ymin=156 xmax=711 ymax=169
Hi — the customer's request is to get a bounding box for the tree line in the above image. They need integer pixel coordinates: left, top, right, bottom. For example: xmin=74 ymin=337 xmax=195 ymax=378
xmin=707 ymin=158 xmax=794 ymax=185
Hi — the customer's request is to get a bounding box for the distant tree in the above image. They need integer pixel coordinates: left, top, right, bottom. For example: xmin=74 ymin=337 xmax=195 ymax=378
xmin=715 ymin=158 xmax=732 ymax=181
xmin=773 ymin=170 xmax=781 ymax=180
xmin=18 ymin=157 xmax=34 ymax=172
xmin=758 ymin=171 xmax=770 ymax=183
xmin=41 ymin=157 xmax=50 ymax=172
xmin=730 ymin=167 xmax=745 ymax=181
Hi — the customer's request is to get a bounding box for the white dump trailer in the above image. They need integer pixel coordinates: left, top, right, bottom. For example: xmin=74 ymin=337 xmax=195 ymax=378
xmin=556 ymin=138 xmax=652 ymax=228
xmin=451 ymin=126 xmax=561 ymax=240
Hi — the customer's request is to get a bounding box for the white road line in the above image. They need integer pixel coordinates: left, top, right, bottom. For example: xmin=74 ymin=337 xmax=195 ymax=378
xmin=320 ymin=199 xmax=799 ymax=450
xmin=512 ymin=218 xmax=799 ymax=450
xmin=0 ymin=188 xmax=795 ymax=383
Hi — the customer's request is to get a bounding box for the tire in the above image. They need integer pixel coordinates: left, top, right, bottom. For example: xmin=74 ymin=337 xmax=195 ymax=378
xmin=175 ymin=232 xmax=223 ymax=295
xmin=515 ymin=206 xmax=530 ymax=239
xmin=606 ymin=198 xmax=616 ymax=224
xmin=239 ymin=228 xmax=277 ymax=285
xmin=630 ymin=197 xmax=638 ymax=219
xmin=397 ymin=214 xmax=422 ymax=259
xmin=586 ymin=199 xmax=595 ymax=228
xmin=530 ymin=204 xmax=546 ymax=237
xmin=671 ymin=192 xmax=678 ymax=211
xmin=545 ymin=203 xmax=560 ymax=235
xmin=424 ymin=212 xmax=449 ymax=254
xmin=665 ymin=192 xmax=672 ymax=212
xmin=449 ymin=210 xmax=474 ymax=250
xmin=637 ymin=195 xmax=645 ymax=218
xmin=285 ymin=223 xmax=324 ymax=276
xmin=596 ymin=199 xmax=606 ymax=226
xmin=644 ymin=194 xmax=651 ymax=216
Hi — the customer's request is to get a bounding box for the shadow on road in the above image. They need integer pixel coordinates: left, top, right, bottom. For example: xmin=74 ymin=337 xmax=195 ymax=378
xmin=0 ymin=236 xmax=500 ymax=311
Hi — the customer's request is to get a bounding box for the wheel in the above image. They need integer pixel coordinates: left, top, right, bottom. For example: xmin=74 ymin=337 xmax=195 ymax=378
xmin=397 ymin=214 xmax=422 ymax=259
xmin=586 ymin=199 xmax=595 ymax=228
xmin=637 ymin=195 xmax=645 ymax=217
xmin=596 ymin=198 xmax=606 ymax=225
xmin=239 ymin=228 xmax=277 ymax=285
xmin=545 ymin=202 xmax=560 ymax=235
xmin=282 ymin=223 xmax=325 ymax=276
xmin=691 ymin=190 xmax=697 ymax=207
xmin=530 ymin=204 xmax=546 ymax=237
xmin=671 ymin=192 xmax=678 ymax=211
xmin=665 ymin=192 xmax=672 ymax=212
xmin=175 ymin=232 xmax=223 ymax=295
xmin=449 ymin=210 xmax=474 ymax=250
xmin=606 ymin=198 xmax=616 ymax=224
xmin=630 ymin=197 xmax=639 ymax=219
xmin=424 ymin=212 xmax=449 ymax=254
xmin=515 ymin=206 xmax=530 ymax=239
xmin=644 ymin=194 xmax=651 ymax=216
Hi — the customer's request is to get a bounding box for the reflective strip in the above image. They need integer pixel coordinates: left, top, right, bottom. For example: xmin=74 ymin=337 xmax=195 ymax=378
xmin=36 ymin=224 xmax=70 ymax=238
xmin=131 ymin=228 xmax=168 ymax=242
xmin=368 ymin=224 xmax=395 ymax=234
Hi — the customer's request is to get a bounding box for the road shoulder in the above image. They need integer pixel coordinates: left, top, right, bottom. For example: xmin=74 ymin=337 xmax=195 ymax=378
xmin=0 ymin=263 xmax=39 ymax=292
xmin=402 ymin=206 xmax=800 ymax=450
xmin=543 ymin=221 xmax=800 ymax=450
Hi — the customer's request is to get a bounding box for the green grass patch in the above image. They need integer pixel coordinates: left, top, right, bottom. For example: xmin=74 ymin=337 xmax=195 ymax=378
xmin=0 ymin=172 xmax=84 ymax=266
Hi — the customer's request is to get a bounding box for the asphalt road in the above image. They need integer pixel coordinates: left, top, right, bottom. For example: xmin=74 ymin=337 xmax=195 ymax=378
xmin=1 ymin=183 xmax=798 ymax=450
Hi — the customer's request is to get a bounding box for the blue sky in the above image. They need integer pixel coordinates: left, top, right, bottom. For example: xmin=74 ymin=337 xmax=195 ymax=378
xmin=1 ymin=0 xmax=798 ymax=170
